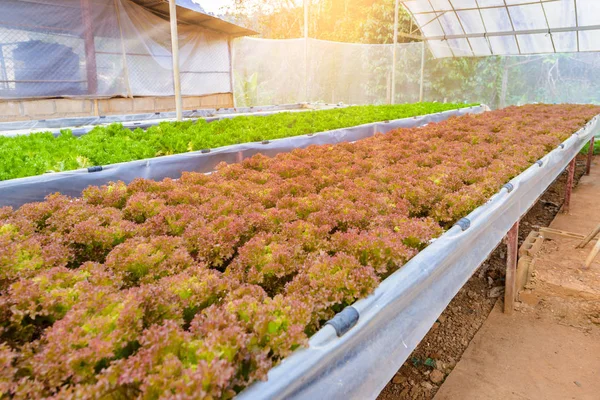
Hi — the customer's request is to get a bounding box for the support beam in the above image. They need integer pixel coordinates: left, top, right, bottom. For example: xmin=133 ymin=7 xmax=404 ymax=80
xmin=419 ymin=41 xmax=425 ymax=102
xmin=169 ymin=0 xmax=183 ymax=121
xmin=563 ymin=157 xmax=576 ymax=214
xmin=0 ymin=46 xmax=7 ymax=90
xmin=391 ymin=0 xmax=399 ymax=105
xmin=304 ymin=0 xmax=310 ymax=103
xmin=114 ymin=0 xmax=132 ymax=98
xmin=80 ymin=0 xmax=98 ymax=95
xmin=504 ymin=220 xmax=519 ymax=314
xmin=574 ymin=0 xmax=580 ymax=52
xmin=397 ymin=31 xmax=426 ymax=41
xmin=407 ymin=24 xmax=600 ymax=42
xmin=228 ymin=36 xmax=235 ymax=108
xmin=586 ymin=136 xmax=595 ymax=175
xmin=406 ymin=0 xmax=568 ymax=16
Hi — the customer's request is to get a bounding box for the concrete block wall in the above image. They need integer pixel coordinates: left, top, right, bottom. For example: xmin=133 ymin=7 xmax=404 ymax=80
xmin=0 ymin=93 xmax=234 ymax=122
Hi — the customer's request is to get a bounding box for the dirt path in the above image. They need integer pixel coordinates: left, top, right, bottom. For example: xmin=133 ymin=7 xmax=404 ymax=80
xmin=433 ymin=303 xmax=600 ymax=400
xmin=377 ymin=155 xmax=591 ymax=400
xmin=433 ymin=155 xmax=600 ymax=400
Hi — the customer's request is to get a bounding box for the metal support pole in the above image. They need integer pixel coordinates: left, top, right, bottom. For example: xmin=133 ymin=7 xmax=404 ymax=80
xmin=563 ymin=157 xmax=576 ymax=213
xmin=228 ymin=36 xmax=236 ymax=108
xmin=586 ymin=136 xmax=595 ymax=175
xmin=169 ymin=0 xmax=183 ymax=121
xmin=403 ymin=23 xmax=600 ymax=42
xmin=304 ymin=0 xmax=309 ymax=103
xmin=80 ymin=0 xmax=98 ymax=95
xmin=0 ymin=48 xmax=7 ymax=90
xmin=114 ymin=0 xmax=132 ymax=98
xmin=419 ymin=41 xmax=425 ymax=102
xmin=504 ymin=220 xmax=519 ymax=314
xmin=391 ymin=0 xmax=399 ymax=105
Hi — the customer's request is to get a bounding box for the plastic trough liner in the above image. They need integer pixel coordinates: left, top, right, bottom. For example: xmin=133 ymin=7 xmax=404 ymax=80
xmin=236 ymin=113 xmax=600 ymax=400
xmin=0 ymin=103 xmax=346 ymax=137
xmin=0 ymin=106 xmax=485 ymax=209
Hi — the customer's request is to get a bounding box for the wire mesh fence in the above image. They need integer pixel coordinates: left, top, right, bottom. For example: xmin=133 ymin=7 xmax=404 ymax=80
xmin=0 ymin=0 xmax=232 ymax=100
xmin=3 ymin=1 xmax=600 ymax=110
xmin=233 ymin=37 xmax=600 ymax=109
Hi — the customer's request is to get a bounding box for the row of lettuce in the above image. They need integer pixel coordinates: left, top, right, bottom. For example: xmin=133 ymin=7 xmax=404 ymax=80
xmin=1 ymin=104 xmax=598 ymax=399
xmin=0 ymin=102 xmax=472 ymax=182
xmin=582 ymin=136 xmax=600 ymax=155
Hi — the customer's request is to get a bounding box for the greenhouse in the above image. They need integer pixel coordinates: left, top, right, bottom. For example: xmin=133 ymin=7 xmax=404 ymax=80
xmin=0 ymin=0 xmax=599 ymax=399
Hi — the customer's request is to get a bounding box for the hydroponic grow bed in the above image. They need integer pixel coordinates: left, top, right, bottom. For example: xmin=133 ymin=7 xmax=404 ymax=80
xmin=0 ymin=104 xmax=482 ymax=208
xmin=0 ymin=103 xmax=345 ymax=138
xmin=1 ymin=104 xmax=598 ymax=399
xmin=0 ymin=103 xmax=469 ymax=181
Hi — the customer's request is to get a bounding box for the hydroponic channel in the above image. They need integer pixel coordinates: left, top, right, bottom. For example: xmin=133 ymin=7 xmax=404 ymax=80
xmin=0 ymin=104 xmax=598 ymax=399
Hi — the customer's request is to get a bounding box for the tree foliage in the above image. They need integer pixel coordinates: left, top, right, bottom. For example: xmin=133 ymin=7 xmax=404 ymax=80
xmin=222 ymin=0 xmax=414 ymax=44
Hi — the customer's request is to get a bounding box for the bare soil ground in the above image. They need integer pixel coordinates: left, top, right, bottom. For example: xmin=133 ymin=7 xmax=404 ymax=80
xmin=433 ymin=302 xmax=600 ymax=400
xmin=434 ymin=158 xmax=600 ymax=400
xmin=377 ymin=155 xmax=589 ymax=400
xmin=518 ymin=155 xmax=600 ymax=330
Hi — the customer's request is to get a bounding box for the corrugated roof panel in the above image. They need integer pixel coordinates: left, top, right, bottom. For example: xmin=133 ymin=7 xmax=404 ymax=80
xmin=402 ymin=0 xmax=600 ymax=58
xmin=579 ymin=29 xmax=600 ymax=51
xmin=446 ymin=38 xmax=473 ymax=56
xmin=437 ymin=12 xmax=465 ymax=35
xmin=516 ymin=33 xmax=554 ymax=54
xmin=457 ymin=9 xmax=486 ymax=35
xmin=452 ymin=0 xmax=478 ymax=8
xmin=480 ymin=7 xmax=513 ymax=33
xmin=510 ymin=4 xmax=548 ymax=31
xmin=488 ymin=35 xmax=519 ymax=55
xmin=551 ymin=31 xmax=577 ymax=52
xmin=131 ymin=0 xmax=257 ymax=37
xmin=543 ymin=1 xmax=576 ymax=29
xmin=469 ymin=36 xmax=493 ymax=55
xmin=414 ymin=12 xmax=446 ymax=36
xmin=428 ymin=40 xmax=455 ymax=57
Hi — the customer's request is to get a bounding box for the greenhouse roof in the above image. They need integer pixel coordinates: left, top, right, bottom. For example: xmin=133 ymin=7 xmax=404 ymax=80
xmin=401 ymin=0 xmax=600 ymax=58
xmin=3 ymin=0 xmax=256 ymax=38
xmin=132 ymin=0 xmax=257 ymax=37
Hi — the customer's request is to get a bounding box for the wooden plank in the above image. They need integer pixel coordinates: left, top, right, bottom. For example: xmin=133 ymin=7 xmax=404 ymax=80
xmin=539 ymin=227 xmax=586 ymax=241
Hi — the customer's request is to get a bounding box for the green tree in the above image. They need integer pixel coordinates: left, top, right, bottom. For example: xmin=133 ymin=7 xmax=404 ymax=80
xmin=222 ymin=0 xmax=416 ymax=44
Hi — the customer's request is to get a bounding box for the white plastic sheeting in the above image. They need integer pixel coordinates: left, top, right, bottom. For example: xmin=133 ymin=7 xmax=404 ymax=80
xmin=0 ymin=0 xmax=234 ymax=99
xmin=402 ymin=0 xmax=600 ymax=58
xmin=237 ymin=111 xmax=600 ymax=400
